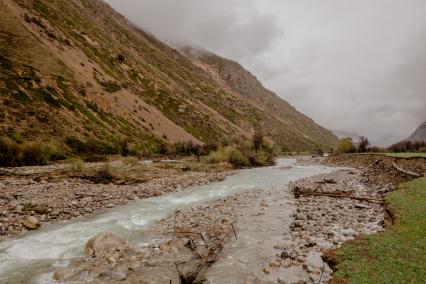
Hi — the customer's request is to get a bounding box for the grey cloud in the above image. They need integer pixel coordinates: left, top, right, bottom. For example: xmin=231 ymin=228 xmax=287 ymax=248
xmin=105 ymin=0 xmax=426 ymax=146
xmin=105 ymin=0 xmax=282 ymax=61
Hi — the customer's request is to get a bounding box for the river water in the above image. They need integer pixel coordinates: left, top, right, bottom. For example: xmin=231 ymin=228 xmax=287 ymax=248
xmin=0 ymin=159 xmax=334 ymax=283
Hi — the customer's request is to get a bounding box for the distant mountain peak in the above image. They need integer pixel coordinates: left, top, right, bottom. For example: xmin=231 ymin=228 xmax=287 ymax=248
xmin=404 ymin=122 xmax=426 ymax=142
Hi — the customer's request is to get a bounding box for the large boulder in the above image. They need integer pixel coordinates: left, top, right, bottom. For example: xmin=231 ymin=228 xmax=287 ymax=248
xmin=85 ymin=231 xmax=129 ymax=256
xmin=22 ymin=216 xmax=40 ymax=230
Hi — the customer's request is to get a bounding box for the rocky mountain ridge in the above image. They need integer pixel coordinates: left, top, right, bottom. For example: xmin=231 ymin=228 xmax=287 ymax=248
xmin=404 ymin=122 xmax=426 ymax=143
xmin=0 ymin=0 xmax=338 ymax=155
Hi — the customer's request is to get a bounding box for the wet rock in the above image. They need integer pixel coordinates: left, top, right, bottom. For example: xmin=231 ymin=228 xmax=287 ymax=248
xmin=22 ymin=216 xmax=40 ymax=230
xmin=280 ymin=251 xmax=290 ymax=259
xmin=85 ymin=231 xmax=129 ymax=256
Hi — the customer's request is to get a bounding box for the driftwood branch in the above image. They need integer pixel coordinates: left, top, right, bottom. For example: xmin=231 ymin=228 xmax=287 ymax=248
xmin=231 ymin=223 xmax=237 ymax=240
xmin=297 ymin=191 xmax=382 ymax=204
xmin=170 ymin=222 xmax=237 ymax=284
xmin=293 ymin=186 xmax=382 ymax=204
xmin=392 ymin=162 xmax=421 ymax=178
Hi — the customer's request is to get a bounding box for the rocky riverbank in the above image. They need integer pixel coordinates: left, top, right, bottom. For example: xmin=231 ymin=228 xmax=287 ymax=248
xmin=51 ymin=190 xmax=262 ymax=283
xmin=5 ymin=155 xmax=419 ymax=284
xmin=49 ymin=158 xmax=388 ymax=284
xmin=0 ymin=161 xmax=229 ymax=240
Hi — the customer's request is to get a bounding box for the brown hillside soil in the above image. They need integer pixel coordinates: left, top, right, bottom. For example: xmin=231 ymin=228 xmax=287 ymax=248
xmin=1 ymin=0 xmax=337 ymax=153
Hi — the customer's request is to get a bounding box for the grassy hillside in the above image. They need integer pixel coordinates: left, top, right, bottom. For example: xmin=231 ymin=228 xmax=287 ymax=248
xmin=0 ymin=0 xmax=338 ymax=159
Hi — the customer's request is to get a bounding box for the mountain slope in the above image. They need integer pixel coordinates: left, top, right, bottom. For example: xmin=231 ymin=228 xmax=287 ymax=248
xmin=0 ymin=0 xmax=337 ymax=154
xmin=183 ymin=48 xmax=338 ymax=151
xmin=404 ymin=122 xmax=426 ymax=143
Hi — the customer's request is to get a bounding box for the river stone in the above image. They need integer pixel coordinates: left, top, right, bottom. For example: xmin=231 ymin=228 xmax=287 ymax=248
xmin=269 ymin=260 xmax=281 ymax=267
xmin=53 ymin=267 xmax=82 ymax=281
xmin=295 ymin=213 xmax=306 ymax=220
xmin=85 ymin=231 xmax=129 ymax=256
xmin=22 ymin=216 xmax=40 ymax=230
xmin=113 ymin=270 xmax=127 ymax=281
xmin=159 ymin=241 xmax=170 ymax=252
xmin=274 ymin=240 xmax=293 ymax=250
xmin=280 ymin=251 xmax=290 ymax=259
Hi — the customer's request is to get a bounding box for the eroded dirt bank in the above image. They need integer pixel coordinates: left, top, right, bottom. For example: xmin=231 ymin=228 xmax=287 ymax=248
xmin=325 ymin=154 xmax=426 ymax=185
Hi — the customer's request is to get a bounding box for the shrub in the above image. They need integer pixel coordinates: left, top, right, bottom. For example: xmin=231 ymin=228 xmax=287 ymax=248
xmin=0 ymin=138 xmax=65 ymax=167
xmin=10 ymin=132 xmax=24 ymax=144
xmin=208 ymin=145 xmax=250 ymax=167
xmin=0 ymin=137 xmax=22 ymax=167
xmin=253 ymin=150 xmax=270 ymax=166
xmin=100 ymin=80 xmax=121 ymax=93
xmin=228 ymin=147 xmax=250 ymax=167
xmin=337 ymin=137 xmax=356 ymax=153
xmin=68 ymin=158 xmax=84 ymax=173
xmin=207 ymin=133 xmax=275 ymax=168
xmin=65 ymin=136 xmax=121 ymax=156
xmin=21 ymin=142 xmax=64 ymax=166
xmin=123 ymin=156 xmax=139 ymax=167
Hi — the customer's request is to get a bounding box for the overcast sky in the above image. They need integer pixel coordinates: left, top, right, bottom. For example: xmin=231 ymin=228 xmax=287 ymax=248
xmin=106 ymin=0 xmax=426 ymax=146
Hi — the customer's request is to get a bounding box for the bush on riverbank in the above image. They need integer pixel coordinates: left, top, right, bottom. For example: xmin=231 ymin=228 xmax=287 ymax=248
xmin=326 ymin=177 xmax=426 ymax=283
xmin=0 ymin=137 xmax=65 ymax=167
xmin=208 ymin=133 xmax=275 ymax=168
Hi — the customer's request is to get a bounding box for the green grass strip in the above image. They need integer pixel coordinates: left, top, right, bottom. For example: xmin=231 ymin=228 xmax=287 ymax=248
xmin=332 ymin=177 xmax=426 ymax=283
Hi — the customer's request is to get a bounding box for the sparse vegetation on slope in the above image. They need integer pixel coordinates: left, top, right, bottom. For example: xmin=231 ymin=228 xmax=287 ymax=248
xmin=0 ymin=0 xmax=337 ymax=166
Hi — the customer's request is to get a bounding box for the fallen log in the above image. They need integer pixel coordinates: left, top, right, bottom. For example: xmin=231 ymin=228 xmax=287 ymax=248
xmin=293 ymin=186 xmax=382 ymax=204
xmin=296 ymin=191 xmax=382 ymax=204
xmin=392 ymin=162 xmax=421 ymax=178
